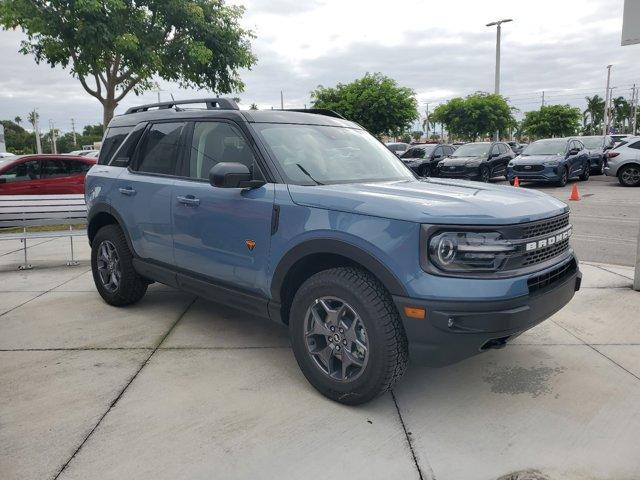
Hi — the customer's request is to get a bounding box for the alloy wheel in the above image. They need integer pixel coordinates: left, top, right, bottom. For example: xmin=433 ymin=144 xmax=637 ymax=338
xmin=621 ymin=165 xmax=640 ymax=186
xmin=304 ymin=297 xmax=369 ymax=382
xmin=480 ymin=167 xmax=490 ymax=183
xmin=96 ymin=240 xmax=121 ymax=293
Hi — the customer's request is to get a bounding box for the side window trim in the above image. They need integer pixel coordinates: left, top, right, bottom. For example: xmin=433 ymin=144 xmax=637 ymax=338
xmin=108 ymin=122 xmax=147 ymax=167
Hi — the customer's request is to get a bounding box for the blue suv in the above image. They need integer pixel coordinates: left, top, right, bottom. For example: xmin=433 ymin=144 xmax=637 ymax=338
xmin=507 ymin=138 xmax=590 ymax=186
xmin=86 ymin=98 xmax=581 ymax=404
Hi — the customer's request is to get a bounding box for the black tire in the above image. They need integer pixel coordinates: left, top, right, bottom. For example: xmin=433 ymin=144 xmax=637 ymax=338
xmin=289 ymin=267 xmax=408 ymax=405
xmin=557 ymin=167 xmax=569 ymax=187
xmin=579 ymin=162 xmax=590 ymax=181
xmin=91 ymin=224 xmax=148 ymax=306
xmin=479 ymin=166 xmax=490 ymax=183
xmin=508 ymin=178 xmax=515 ymax=186
xmin=592 ymin=158 xmax=605 ymax=175
xmin=618 ymin=164 xmax=640 ymax=187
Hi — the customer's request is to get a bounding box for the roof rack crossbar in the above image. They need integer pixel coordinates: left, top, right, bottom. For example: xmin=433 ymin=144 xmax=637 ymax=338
xmin=282 ymin=108 xmax=345 ymax=119
xmin=124 ymin=98 xmax=239 ymax=114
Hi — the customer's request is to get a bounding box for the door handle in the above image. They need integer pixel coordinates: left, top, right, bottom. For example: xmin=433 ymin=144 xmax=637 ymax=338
xmin=119 ymin=187 xmax=136 ymax=196
xmin=176 ymin=195 xmax=200 ymax=207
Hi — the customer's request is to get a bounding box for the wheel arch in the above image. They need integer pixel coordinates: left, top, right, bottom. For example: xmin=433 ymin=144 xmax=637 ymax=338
xmin=87 ymin=204 xmax=134 ymax=253
xmin=270 ymin=239 xmax=407 ymax=324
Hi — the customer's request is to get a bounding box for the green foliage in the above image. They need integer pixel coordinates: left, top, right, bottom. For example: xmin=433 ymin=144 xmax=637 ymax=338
xmin=0 ymin=0 xmax=256 ymax=125
xmin=521 ymin=104 xmax=582 ymax=139
xmin=431 ymin=92 xmax=515 ymax=141
xmin=410 ymin=130 xmax=423 ymax=141
xmin=1 ymin=120 xmax=35 ymax=154
xmin=310 ymin=73 xmax=419 ymax=137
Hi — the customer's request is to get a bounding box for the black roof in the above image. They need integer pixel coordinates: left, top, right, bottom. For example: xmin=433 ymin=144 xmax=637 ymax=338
xmin=110 ymin=97 xmax=357 ymax=129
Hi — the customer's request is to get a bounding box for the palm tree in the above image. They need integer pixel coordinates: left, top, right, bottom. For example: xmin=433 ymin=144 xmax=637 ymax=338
xmin=613 ymin=96 xmax=631 ymax=133
xmin=14 ymin=116 xmax=22 ymax=125
xmin=583 ymin=95 xmax=605 ymax=134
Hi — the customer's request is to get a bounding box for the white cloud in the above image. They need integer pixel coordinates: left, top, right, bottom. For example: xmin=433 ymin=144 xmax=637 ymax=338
xmin=0 ymin=0 xmax=638 ymax=131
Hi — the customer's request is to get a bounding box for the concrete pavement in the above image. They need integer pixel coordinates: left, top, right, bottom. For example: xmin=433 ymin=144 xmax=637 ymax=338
xmin=1 ymin=237 xmax=640 ymax=480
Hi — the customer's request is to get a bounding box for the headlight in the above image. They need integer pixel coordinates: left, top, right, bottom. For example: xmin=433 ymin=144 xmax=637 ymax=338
xmin=438 ymin=161 xmax=444 ymax=167
xmin=543 ymin=161 xmax=558 ymax=166
xmin=427 ymin=231 xmax=515 ymax=272
xmin=508 ymin=162 xmax=514 ymax=167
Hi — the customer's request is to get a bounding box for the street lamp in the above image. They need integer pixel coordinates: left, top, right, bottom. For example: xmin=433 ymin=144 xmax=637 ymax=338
xmin=487 ymin=18 xmax=513 ymax=140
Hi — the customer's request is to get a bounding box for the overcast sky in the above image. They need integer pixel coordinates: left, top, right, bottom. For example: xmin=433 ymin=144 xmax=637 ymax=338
xmin=0 ymin=0 xmax=638 ymax=133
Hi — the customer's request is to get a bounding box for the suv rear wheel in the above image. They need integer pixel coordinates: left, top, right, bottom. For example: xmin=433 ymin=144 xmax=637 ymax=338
xmin=289 ymin=267 xmax=408 ymax=405
xmin=618 ymin=164 xmax=640 ymax=187
xmin=91 ymin=224 xmax=148 ymax=306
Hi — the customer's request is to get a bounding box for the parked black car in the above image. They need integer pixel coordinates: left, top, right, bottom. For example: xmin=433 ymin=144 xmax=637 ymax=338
xmin=437 ymin=141 xmax=515 ymax=182
xmin=577 ymin=135 xmax=614 ymax=175
xmin=385 ymin=142 xmax=410 ymax=157
xmin=400 ymin=143 xmax=455 ymax=176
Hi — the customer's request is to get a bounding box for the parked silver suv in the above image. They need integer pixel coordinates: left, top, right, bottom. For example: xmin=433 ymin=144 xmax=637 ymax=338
xmin=605 ymin=136 xmax=640 ymax=187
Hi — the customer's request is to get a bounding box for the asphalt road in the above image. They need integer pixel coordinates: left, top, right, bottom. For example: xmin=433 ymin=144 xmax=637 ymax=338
xmin=495 ymin=174 xmax=639 ymax=267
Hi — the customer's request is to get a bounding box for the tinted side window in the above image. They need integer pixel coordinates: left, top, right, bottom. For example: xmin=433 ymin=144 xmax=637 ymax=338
xmin=627 ymin=141 xmax=640 ymax=150
xmin=110 ymin=126 xmax=145 ymax=167
xmin=98 ymin=126 xmax=132 ymax=165
xmin=0 ymin=160 xmax=41 ymax=182
xmin=43 ymin=160 xmax=70 ymax=178
xmin=137 ymin=122 xmax=186 ymax=175
xmin=433 ymin=146 xmax=443 ymax=157
xmin=67 ymin=160 xmax=92 ymax=174
xmin=188 ymin=121 xmax=259 ymax=180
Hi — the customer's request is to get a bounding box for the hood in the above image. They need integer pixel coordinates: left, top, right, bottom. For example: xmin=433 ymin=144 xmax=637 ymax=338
xmin=513 ymin=154 xmax=562 ymax=164
xmin=440 ymin=156 xmax=484 ymax=166
xmin=287 ymin=178 xmax=568 ymax=225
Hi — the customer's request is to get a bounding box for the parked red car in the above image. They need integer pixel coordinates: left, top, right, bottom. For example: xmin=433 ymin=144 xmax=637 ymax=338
xmin=0 ymin=154 xmax=96 ymax=195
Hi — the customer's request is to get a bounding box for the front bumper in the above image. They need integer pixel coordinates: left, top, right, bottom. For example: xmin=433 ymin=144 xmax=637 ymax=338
xmin=393 ymin=258 xmax=581 ymax=366
xmin=438 ymin=164 xmax=481 ymax=180
xmin=507 ymin=164 xmax=561 ymax=182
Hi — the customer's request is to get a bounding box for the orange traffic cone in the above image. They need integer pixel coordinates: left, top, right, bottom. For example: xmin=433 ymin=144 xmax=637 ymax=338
xmin=513 ymin=177 xmax=520 ymax=187
xmin=569 ymin=183 xmax=580 ymax=201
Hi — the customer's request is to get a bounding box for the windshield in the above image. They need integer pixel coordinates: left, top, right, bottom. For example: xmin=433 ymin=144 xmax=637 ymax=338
xmin=451 ymin=143 xmax=490 ymax=157
xmin=254 ymin=124 xmax=414 ymax=185
xmin=522 ymin=139 xmax=566 ymax=155
xmin=401 ymin=146 xmax=435 ymax=159
xmin=579 ymin=137 xmax=603 ymax=149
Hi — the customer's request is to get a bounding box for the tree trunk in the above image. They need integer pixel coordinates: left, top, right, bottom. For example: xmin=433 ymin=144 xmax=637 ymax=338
xmin=103 ymin=100 xmax=117 ymax=128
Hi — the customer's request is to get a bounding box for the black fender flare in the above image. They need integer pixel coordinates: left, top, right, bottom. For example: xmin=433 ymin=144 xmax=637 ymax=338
xmin=270 ymin=238 xmax=408 ymax=301
xmin=87 ymin=203 xmax=135 ymax=254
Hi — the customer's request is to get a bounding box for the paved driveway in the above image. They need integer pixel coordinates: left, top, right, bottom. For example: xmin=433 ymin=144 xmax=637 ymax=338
xmin=1 ymin=238 xmax=640 ymax=480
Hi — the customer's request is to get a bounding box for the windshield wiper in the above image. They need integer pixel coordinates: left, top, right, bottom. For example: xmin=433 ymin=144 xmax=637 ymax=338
xmin=296 ymin=164 xmax=324 ymax=185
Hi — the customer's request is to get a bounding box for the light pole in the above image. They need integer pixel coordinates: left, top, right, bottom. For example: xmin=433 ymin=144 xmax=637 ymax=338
xmin=487 ymin=18 xmax=512 ymax=140
xmin=603 ymin=64 xmax=612 ymax=135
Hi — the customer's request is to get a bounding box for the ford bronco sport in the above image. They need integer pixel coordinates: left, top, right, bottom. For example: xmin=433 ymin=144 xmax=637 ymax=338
xmin=86 ymin=98 xmax=581 ymax=405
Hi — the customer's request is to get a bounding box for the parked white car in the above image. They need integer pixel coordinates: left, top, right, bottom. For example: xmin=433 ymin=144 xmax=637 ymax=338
xmin=605 ymin=136 xmax=640 ymax=186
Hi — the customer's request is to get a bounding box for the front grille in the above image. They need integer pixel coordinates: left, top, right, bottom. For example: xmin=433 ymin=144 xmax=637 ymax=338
xmin=527 ymin=258 xmax=577 ymax=293
xmin=522 ymin=213 xmax=569 ymax=239
xmin=523 ymin=238 xmax=569 ymax=266
xmin=514 ymin=164 xmax=544 ymax=172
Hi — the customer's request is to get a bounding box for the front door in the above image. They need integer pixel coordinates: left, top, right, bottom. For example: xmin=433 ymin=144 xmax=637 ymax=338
xmin=172 ymin=120 xmax=274 ymax=295
xmin=111 ymin=121 xmax=187 ymax=265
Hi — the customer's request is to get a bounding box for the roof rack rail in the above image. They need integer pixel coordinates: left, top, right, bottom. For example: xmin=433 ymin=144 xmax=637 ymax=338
xmin=125 ymin=98 xmax=239 ymax=114
xmin=282 ymin=108 xmax=345 ymax=119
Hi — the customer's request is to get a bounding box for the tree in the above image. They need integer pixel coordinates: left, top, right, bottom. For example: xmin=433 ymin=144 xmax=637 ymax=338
xmin=583 ymin=95 xmax=605 ymax=134
xmin=0 ymin=119 xmax=36 ymax=154
xmin=310 ymin=73 xmax=419 ymax=137
xmin=14 ymin=116 xmax=21 ymax=125
xmin=430 ymin=93 xmax=515 ymax=141
xmin=249 ymin=103 xmax=258 ymax=110
xmin=0 ymin=0 xmax=256 ymax=126
xmin=521 ymin=104 xmax=581 ymax=139
xmin=411 ymin=130 xmax=423 ymax=141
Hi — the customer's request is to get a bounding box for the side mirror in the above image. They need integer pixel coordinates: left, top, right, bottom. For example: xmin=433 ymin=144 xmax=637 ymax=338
xmin=209 ymin=162 xmax=265 ymax=189
xmin=568 ymin=148 xmax=580 ymax=156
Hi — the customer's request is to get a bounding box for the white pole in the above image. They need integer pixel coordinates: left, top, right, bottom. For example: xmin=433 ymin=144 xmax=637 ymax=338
xmin=634 ymin=221 xmax=640 ymax=291
xmin=603 ymin=65 xmax=612 ymax=135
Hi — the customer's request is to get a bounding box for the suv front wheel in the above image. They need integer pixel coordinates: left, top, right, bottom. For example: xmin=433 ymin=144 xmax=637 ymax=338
xmin=289 ymin=267 xmax=408 ymax=405
xmin=91 ymin=224 xmax=148 ymax=306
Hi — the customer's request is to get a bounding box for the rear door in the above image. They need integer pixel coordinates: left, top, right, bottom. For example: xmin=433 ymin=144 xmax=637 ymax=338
xmin=111 ymin=121 xmax=187 ymax=265
xmin=42 ymin=158 xmax=88 ymax=194
xmin=171 ymin=120 xmax=274 ymax=295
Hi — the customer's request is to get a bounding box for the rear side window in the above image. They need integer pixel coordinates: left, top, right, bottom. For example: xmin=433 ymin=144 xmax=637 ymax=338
xmin=136 ymin=122 xmax=186 ymax=175
xmin=98 ymin=126 xmax=133 ymax=165
xmin=627 ymin=141 xmax=640 ymax=150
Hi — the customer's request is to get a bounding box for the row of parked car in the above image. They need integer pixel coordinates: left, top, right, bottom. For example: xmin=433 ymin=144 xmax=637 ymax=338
xmin=387 ymin=135 xmax=640 ymax=187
